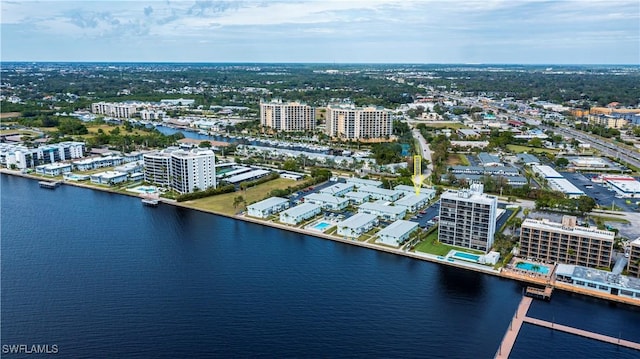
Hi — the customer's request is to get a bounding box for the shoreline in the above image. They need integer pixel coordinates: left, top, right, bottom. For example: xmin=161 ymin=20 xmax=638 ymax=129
xmin=3 ymin=168 xmax=639 ymax=308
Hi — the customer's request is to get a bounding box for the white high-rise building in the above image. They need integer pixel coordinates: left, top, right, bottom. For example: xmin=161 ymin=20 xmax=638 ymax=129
xmin=326 ymin=104 xmax=392 ymax=140
xmin=260 ymin=100 xmax=315 ymax=132
xmin=438 ymin=183 xmax=498 ymax=252
xmin=143 ymin=148 xmax=175 ymax=186
xmin=170 ymin=149 xmax=217 ymax=194
xmin=91 ymin=102 xmax=138 ymax=118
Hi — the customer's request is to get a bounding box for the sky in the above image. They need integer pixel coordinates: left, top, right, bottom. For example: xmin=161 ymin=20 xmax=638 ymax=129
xmin=1 ymin=0 xmax=639 ymax=64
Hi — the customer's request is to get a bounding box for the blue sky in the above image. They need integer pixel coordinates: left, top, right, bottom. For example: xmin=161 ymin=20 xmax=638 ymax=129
xmin=1 ymin=0 xmax=639 ymax=64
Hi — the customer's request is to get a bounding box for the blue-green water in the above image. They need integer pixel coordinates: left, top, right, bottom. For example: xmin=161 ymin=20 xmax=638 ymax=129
xmin=516 ymin=261 xmax=550 ymax=275
xmin=2 ymin=174 xmax=639 ymax=358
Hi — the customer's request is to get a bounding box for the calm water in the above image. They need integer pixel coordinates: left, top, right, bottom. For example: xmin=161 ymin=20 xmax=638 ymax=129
xmin=2 ymin=174 xmax=639 ymax=358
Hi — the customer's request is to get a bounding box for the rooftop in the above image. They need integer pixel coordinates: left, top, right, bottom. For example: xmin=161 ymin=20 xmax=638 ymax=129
xmin=359 ymin=202 xmax=406 ymax=215
xmin=280 ymin=202 xmax=321 ymax=217
xmin=378 ymin=220 xmax=419 ymax=238
xmin=305 ymin=193 xmax=349 ymax=204
xmin=522 ymin=218 xmax=615 ymax=241
xmin=358 ymin=186 xmax=402 ymax=196
xmin=556 ymin=264 xmax=640 ymax=291
xmin=337 ymin=213 xmax=378 ymax=229
xmin=248 ymin=197 xmax=289 ymax=211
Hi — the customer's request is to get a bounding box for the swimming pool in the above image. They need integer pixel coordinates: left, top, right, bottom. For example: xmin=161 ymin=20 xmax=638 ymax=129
xmin=312 ymin=221 xmax=332 ymax=231
xmin=128 ymin=186 xmax=159 ymax=194
xmin=451 ymin=251 xmax=481 ymax=263
xmin=515 ymin=261 xmax=550 ymax=275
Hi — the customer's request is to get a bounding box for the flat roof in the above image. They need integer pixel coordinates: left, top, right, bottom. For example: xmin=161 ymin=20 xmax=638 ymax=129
xmin=547 ymin=178 xmax=585 ymax=196
xmin=280 ymin=202 xmax=321 ymax=217
xmin=92 ymin=171 xmax=127 ymax=179
xmin=516 ymin=153 xmax=540 ymax=164
xmin=556 ymin=264 xmax=640 ymax=291
xmin=346 ymin=177 xmax=383 ymax=188
xmin=478 ymin=152 xmax=501 ymax=165
xmin=248 ymin=196 xmax=288 ymax=211
xmin=378 ymin=220 xmax=419 ymax=238
xmin=450 ymin=166 xmax=520 ymax=175
xmin=532 ymin=164 xmax=563 ymax=178
xmin=344 ymin=191 xmax=370 ymax=199
xmin=358 ymin=186 xmax=402 ymax=197
xmin=223 ymin=167 xmax=252 ymax=177
xmin=319 ymin=183 xmax=354 ymax=195
xmin=605 ymin=177 xmax=640 ymax=194
xmin=359 ymin=202 xmax=406 ymax=215
xmin=337 ymin=213 xmax=378 ymax=229
xmin=522 ymin=218 xmax=615 ymax=241
xmin=440 ymin=189 xmax=498 ymax=206
xmin=225 ymin=169 xmax=271 ymax=184
xmin=305 ymin=193 xmax=349 ymax=204
xmin=394 ymin=193 xmax=429 ymax=207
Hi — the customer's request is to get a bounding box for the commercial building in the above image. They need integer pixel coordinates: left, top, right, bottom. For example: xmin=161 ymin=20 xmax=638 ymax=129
xmin=319 ymin=183 xmax=355 ymax=197
xmin=170 ymin=149 xmax=217 ymax=194
xmin=546 ymin=178 xmax=585 ymax=198
xmin=260 ymin=100 xmax=316 ymax=132
xmin=520 ymin=216 xmax=614 ymax=268
xmin=531 ymin=164 xmax=563 ymax=179
xmin=247 ymin=197 xmax=290 ymax=218
xmin=599 ymin=175 xmax=640 ymax=198
xmin=336 ymin=213 xmax=378 ymax=238
xmin=91 ymin=102 xmax=138 ymax=118
xmin=304 ymin=193 xmax=349 ymax=211
xmin=326 ymin=104 xmax=392 ymax=140
xmin=358 ymin=186 xmax=403 ymax=202
xmin=555 ymin=264 xmax=640 ymax=300
xmin=279 ymin=202 xmax=322 ymax=225
xmin=394 ymin=193 xmax=430 ymax=213
xmin=478 ymin=152 xmax=502 ymax=167
xmin=627 ymin=238 xmax=640 ymax=278
xmin=224 ymin=169 xmax=271 ymax=185
xmin=516 ymin=153 xmax=541 ymax=166
xmin=358 ymin=202 xmax=406 ymax=221
xmin=438 ymin=184 xmax=498 ymax=253
xmin=376 ymin=220 xmax=419 ymax=247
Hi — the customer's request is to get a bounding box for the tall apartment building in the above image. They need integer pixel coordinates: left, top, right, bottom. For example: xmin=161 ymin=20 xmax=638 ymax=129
xmin=91 ymin=102 xmax=138 ymax=118
xmin=170 ymin=149 xmax=217 ymax=194
xmin=625 ymin=238 xmax=640 ymax=277
xmin=520 ymin=215 xmax=614 ymax=268
xmin=325 ymin=104 xmax=392 ymax=140
xmin=438 ymin=183 xmax=498 ymax=252
xmin=143 ymin=149 xmax=174 ymax=186
xmin=260 ymin=100 xmax=315 ymax=132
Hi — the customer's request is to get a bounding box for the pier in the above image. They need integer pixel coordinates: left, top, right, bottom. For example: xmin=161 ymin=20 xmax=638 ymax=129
xmin=523 ymin=317 xmax=640 ymax=350
xmin=496 ymin=296 xmax=640 ymax=358
xmin=38 ymin=180 xmax=62 ymax=189
xmin=525 ymin=286 xmax=553 ymax=300
xmin=495 ymin=296 xmax=532 ymax=359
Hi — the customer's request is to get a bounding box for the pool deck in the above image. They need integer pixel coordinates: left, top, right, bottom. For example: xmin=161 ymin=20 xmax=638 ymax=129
xmin=3 ymin=168 xmax=639 ymax=308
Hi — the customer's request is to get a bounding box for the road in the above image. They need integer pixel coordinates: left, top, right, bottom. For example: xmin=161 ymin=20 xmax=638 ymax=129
xmin=412 ymin=128 xmax=434 ymax=177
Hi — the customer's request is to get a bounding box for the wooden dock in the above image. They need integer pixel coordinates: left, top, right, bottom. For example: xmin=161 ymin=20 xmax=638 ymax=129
xmin=525 ymin=286 xmax=553 ymax=300
xmin=497 ymin=296 xmax=640 ymax=358
xmin=523 ymin=316 xmax=640 ymax=350
xmin=39 ymin=181 xmax=62 ymax=189
xmin=495 ymin=296 xmax=533 ymax=358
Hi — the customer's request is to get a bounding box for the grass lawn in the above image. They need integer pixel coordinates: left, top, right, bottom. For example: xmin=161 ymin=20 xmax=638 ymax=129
xmin=183 ymin=178 xmax=299 ymax=215
xmin=413 ymin=231 xmax=483 ymax=256
xmin=0 ymin=112 xmax=21 ymax=119
xmin=446 ymin=153 xmax=469 ymax=166
xmin=589 ymin=214 xmax=630 ymax=224
xmin=0 ymin=129 xmax=43 ymax=136
xmin=418 ymin=122 xmax=466 ymax=130
xmin=506 ymin=144 xmax=559 ymax=155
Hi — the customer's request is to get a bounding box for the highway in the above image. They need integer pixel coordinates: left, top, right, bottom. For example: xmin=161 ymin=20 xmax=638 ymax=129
xmin=412 ymin=127 xmax=433 ymax=177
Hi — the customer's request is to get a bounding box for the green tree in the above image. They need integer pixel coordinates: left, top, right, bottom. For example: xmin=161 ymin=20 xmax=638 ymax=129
xmin=199 ymin=141 xmax=212 ymax=148
xmin=555 ymin=157 xmax=569 ymax=168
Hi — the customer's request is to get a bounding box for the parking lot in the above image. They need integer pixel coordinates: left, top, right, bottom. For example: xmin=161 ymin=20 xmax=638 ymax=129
xmin=560 ymin=172 xmax=639 ymax=212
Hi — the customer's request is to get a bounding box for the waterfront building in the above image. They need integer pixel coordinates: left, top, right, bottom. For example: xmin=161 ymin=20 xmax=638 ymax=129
xmin=344 ymin=191 xmax=370 ymax=205
xmin=438 ymin=184 xmax=498 ymax=253
xmin=628 ymin=238 xmax=640 ymax=278
xmin=279 ymin=203 xmax=322 ymax=225
xmin=224 ymin=169 xmax=271 ymax=185
xmin=115 ymin=161 xmax=144 ymax=174
xmin=35 ymin=163 xmax=72 ymax=176
xmin=336 ymin=213 xmax=378 ymax=238
xmin=346 ymin=177 xmax=383 ymax=188
xmin=319 ymin=183 xmax=355 ymax=197
xmin=376 ymin=220 xmax=419 ymax=247
xmin=90 ymin=171 xmax=128 ymax=185
xmin=91 ymin=102 xmax=138 ymax=118
xmin=170 ymin=149 xmax=217 ymax=194
xmin=143 ymin=149 xmax=174 ymax=186
xmin=394 ymin=185 xmax=436 ymax=200
xmin=72 ymin=155 xmax=124 ymax=171
xmin=38 ymin=141 xmax=86 ymax=164
xmin=247 ymin=197 xmax=290 ymax=218
xmin=1 ymin=142 xmax=85 ymax=169
xmin=358 ymin=186 xmax=403 ymax=202
xmin=358 ymin=202 xmax=406 ymax=221
xmin=304 ymin=193 xmax=349 ymax=211
xmin=519 ymin=216 xmax=614 ymax=268
xmin=555 ymin=264 xmax=640 ymax=300
xmin=260 ymin=100 xmax=316 ymax=132
xmin=326 ymin=104 xmax=392 ymax=140
xmin=394 ymin=193 xmax=429 ymax=213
